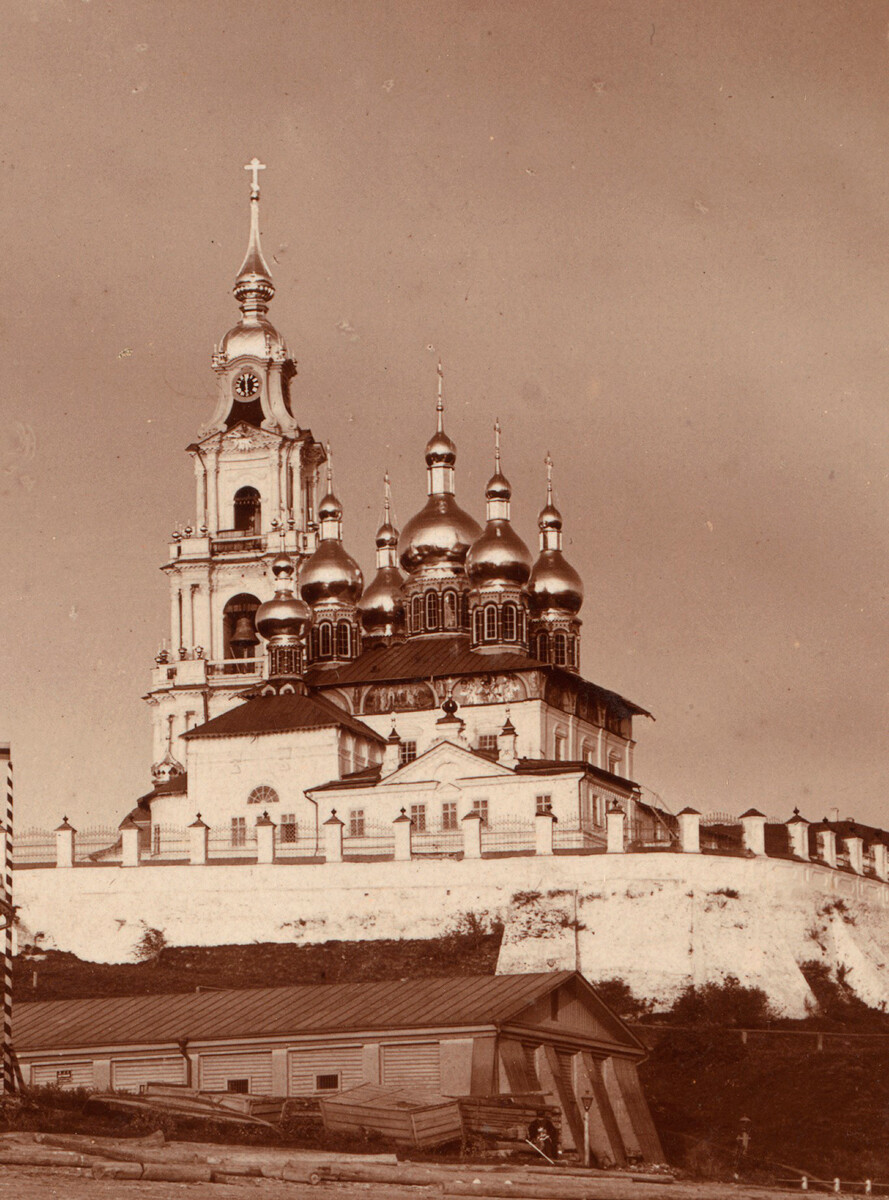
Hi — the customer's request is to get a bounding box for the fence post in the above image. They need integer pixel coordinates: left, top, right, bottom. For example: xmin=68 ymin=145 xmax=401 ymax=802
xmin=844 ymin=833 xmax=864 ymax=875
xmin=382 ymin=725 xmax=402 ymax=776
xmin=393 ymin=809 xmax=413 ymax=861
xmin=55 ymin=818 xmax=75 ymax=868
xmin=816 ymin=825 xmax=837 ymax=869
xmin=188 ymin=815 xmax=208 ymax=865
xmin=462 ymin=810 xmax=483 ymax=859
xmin=119 ymin=817 xmax=140 ymax=868
xmin=873 ymin=842 xmax=889 ymax=881
xmin=677 ymin=808 xmax=701 ymax=853
xmin=324 ymin=810 xmax=344 ymax=864
xmin=786 ymin=808 xmax=810 ymax=860
xmin=740 ymin=809 xmax=766 ymax=856
xmin=606 ymin=802 xmax=625 ymax=853
xmin=256 ymin=811 xmax=275 ymax=865
xmin=534 ymin=807 xmax=556 ymax=856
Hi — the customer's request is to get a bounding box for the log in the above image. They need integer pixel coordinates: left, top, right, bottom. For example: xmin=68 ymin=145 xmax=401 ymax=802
xmin=36 ymin=1133 xmax=194 ymax=1165
xmin=141 ymin=1163 xmax=214 ymax=1182
xmin=0 ymin=1148 xmax=95 ymax=1167
xmin=92 ymin=1163 xmax=143 ymax=1180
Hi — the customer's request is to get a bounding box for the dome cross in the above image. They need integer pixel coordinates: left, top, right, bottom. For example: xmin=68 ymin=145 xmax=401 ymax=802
xmin=244 ymin=157 xmax=266 ymax=199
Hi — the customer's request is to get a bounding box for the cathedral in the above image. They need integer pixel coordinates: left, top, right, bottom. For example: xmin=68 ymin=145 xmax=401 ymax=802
xmin=132 ymin=163 xmax=665 ymax=861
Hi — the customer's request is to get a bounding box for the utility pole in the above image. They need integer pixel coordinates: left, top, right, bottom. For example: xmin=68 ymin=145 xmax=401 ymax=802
xmin=0 ymin=745 xmax=14 ymax=1094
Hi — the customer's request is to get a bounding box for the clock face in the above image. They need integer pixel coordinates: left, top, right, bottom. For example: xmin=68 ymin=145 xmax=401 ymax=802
xmin=234 ymin=371 xmax=260 ymax=400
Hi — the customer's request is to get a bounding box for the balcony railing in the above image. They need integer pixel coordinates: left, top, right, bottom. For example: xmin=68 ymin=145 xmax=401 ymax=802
xmin=211 ymin=529 xmax=265 ymax=554
xmin=207 ymin=658 xmax=264 ymax=678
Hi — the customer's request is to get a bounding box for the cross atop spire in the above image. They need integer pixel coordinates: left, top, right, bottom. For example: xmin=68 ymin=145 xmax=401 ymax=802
xmin=325 ymin=441 xmax=333 ymax=490
xmin=436 ymin=359 xmax=444 ymax=431
xmin=383 ymin=470 xmax=392 ymax=520
xmin=545 ymin=451 xmax=554 ymax=503
xmin=494 ymin=419 xmax=502 ymax=470
xmin=244 ymin=157 xmax=266 ymax=199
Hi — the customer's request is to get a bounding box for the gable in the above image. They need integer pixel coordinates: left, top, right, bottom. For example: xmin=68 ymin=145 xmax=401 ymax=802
xmin=504 ymin=976 xmax=643 ymax=1052
xmin=385 ymin=740 xmax=510 ymax=786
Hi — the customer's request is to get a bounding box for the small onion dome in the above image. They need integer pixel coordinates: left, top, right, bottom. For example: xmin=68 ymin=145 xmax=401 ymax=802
xmin=375 ymin=519 xmax=398 ymax=551
xmin=425 ymin=428 xmax=457 ymax=466
xmin=220 ymin=317 xmax=285 ymax=361
xmin=538 ymin=501 xmax=563 ymax=532
xmin=527 ymin=550 xmax=584 ymax=615
xmin=399 ymin=495 xmax=482 ymax=572
xmin=300 ymin=541 xmax=364 ymax=607
xmin=256 ymin=556 xmax=311 ymax=639
xmin=317 ymin=490 xmax=343 ymax=523
xmin=485 ymin=470 xmax=511 ymax=502
xmin=357 ymin=567 xmax=406 ymax=635
xmin=466 ymin=520 xmax=532 ymax=586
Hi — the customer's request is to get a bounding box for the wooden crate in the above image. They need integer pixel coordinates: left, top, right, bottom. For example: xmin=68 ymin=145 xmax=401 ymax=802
xmin=320 ymin=1083 xmax=463 ymax=1148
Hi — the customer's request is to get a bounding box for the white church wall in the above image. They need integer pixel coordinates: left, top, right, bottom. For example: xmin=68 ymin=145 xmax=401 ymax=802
xmin=15 ymin=851 xmax=889 ymax=1017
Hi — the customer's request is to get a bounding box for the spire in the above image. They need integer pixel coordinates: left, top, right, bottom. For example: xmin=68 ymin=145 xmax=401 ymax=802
xmin=538 ymin=451 xmax=563 ymax=551
xmin=494 ymin=418 xmax=501 ymax=472
xmin=485 ymin=419 xmax=511 ymax=518
xmin=375 ymin=471 xmax=399 ymax=569
xmin=233 ymin=158 xmax=274 ymax=318
xmin=424 ymin=358 xmax=457 ymax=494
xmin=317 ymin=441 xmax=343 ymax=539
xmin=436 ymin=359 xmax=444 ymax=432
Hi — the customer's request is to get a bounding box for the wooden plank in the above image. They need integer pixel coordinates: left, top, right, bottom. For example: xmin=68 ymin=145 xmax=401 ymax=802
xmin=498 ymin=1038 xmax=535 ymax=1094
xmin=470 ymin=1035 xmax=498 ymax=1095
xmin=542 ymin=1043 xmax=584 ymax=1152
xmin=580 ymin=1052 xmax=626 ymax=1167
xmin=609 ymin=1056 xmax=664 ymax=1163
xmin=601 ymin=1056 xmax=642 ymax=1159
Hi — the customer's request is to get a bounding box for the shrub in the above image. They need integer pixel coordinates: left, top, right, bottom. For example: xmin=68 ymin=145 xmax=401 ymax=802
xmin=666 ymin=976 xmax=776 ymax=1028
xmin=591 ymin=977 xmax=653 ymax=1021
xmin=134 ymin=924 xmax=168 ymax=965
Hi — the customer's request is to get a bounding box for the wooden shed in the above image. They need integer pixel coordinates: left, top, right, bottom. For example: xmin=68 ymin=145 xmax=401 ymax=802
xmin=13 ymin=971 xmax=662 ymax=1164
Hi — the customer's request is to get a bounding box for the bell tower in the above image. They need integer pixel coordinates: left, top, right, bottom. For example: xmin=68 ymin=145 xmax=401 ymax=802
xmin=144 ymin=162 xmax=325 ymax=773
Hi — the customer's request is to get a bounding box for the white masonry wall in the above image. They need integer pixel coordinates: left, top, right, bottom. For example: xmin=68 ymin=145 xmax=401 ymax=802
xmin=13 ymin=852 xmax=889 ymax=1017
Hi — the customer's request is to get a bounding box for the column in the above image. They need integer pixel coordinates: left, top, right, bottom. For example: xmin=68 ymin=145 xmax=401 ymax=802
xmin=740 ymin=809 xmax=766 ymax=856
xmin=207 ymin=449 xmax=219 ymax=534
xmin=873 ymin=842 xmax=889 ymax=881
xmin=786 ymin=810 xmax=810 ymax=860
xmin=256 ymin=812 xmax=275 ymax=865
xmin=606 ymin=803 xmax=625 ymax=853
xmin=462 ymin=811 xmax=483 ymax=859
xmin=188 ymin=815 xmax=209 ymax=865
xmin=535 ymin=809 xmax=556 ymax=856
xmin=55 ymin=818 xmax=76 ymax=869
xmin=120 ymin=818 xmax=141 ymax=868
xmin=816 ymin=827 xmax=837 ymax=869
xmin=324 ymin=811 xmax=344 ymax=863
xmin=845 ymin=835 xmax=864 ymax=875
xmin=393 ymin=809 xmax=413 ymax=861
xmin=677 ymin=808 xmax=701 ymax=853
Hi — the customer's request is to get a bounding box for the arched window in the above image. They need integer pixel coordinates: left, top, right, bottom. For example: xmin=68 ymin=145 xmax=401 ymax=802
xmin=537 ymin=632 xmax=550 ymax=662
xmin=443 ymin=590 xmax=458 ymax=630
xmin=310 ymin=626 xmax=320 ymax=662
xmin=223 ymin=594 xmax=260 ymax=667
xmin=411 ymin=595 xmax=423 ymax=634
xmin=473 ymin=608 xmax=483 ymax=644
xmin=233 ymin=486 xmax=261 ymax=533
xmin=425 ymin=590 xmax=439 ymax=631
xmin=502 ymin=604 xmax=516 ymax=642
xmin=484 ymin=605 xmax=498 ymax=641
xmin=336 ymin=621 xmax=351 ymax=659
xmin=248 ymin=785 xmax=279 ymax=805
xmin=319 ymin=622 xmax=332 ymax=658
xmin=554 ymin=632 xmax=567 ymax=666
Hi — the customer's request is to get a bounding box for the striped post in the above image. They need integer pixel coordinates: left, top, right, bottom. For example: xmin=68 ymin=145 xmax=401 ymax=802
xmin=0 ymin=745 xmax=12 ymax=1094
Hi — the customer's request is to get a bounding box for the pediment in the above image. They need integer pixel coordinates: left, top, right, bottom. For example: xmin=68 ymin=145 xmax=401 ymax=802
xmin=387 ymin=740 xmax=510 ymax=786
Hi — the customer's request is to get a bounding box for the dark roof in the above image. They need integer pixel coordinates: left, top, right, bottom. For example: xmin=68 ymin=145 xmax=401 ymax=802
xmin=183 ymin=692 xmax=384 ymax=743
xmin=306 ymin=635 xmax=649 ymax=717
xmin=515 ymin=759 xmax=640 ymax=793
xmin=310 ymin=765 xmax=383 ymax=792
xmin=15 ymin=972 xmax=586 ymax=1052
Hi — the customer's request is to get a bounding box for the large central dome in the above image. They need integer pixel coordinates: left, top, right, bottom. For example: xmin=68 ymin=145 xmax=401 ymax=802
xmin=400 ymin=494 xmax=482 ymax=572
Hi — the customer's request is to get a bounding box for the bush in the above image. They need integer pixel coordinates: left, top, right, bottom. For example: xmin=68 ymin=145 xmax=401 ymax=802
xmin=134 ymin=924 xmax=168 ymax=965
xmin=666 ymin=976 xmax=776 ymax=1028
xmin=591 ymin=977 xmax=653 ymax=1021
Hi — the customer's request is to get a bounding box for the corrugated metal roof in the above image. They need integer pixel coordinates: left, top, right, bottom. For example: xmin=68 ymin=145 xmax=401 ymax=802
xmin=14 ymin=973 xmax=575 ymax=1053
xmin=184 ymin=693 xmax=384 ymax=743
xmin=516 ymin=760 xmax=640 ymax=793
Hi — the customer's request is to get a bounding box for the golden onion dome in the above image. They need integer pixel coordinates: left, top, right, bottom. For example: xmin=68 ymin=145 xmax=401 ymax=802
xmin=317 ymin=490 xmax=344 ymax=522
xmin=357 ymin=566 xmax=406 ymax=634
xmin=255 ymin=556 xmax=311 ymax=640
xmin=300 ymin=540 xmax=364 ymax=607
xmin=467 ymin=521 xmax=532 ymax=586
xmin=220 ymin=317 xmax=284 ymax=361
xmin=538 ymin=502 xmax=563 ymax=532
xmin=375 ymin=520 xmax=399 ymax=551
xmin=399 ymin=495 xmax=482 ymax=572
xmin=527 ymin=550 xmax=584 ymax=615
xmin=425 ymin=428 xmax=457 ymax=466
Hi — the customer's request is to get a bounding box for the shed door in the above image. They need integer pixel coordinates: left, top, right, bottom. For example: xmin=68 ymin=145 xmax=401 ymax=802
xmin=31 ymin=1061 xmax=93 ymax=1089
xmin=111 ymin=1056 xmax=186 ymax=1093
xmin=199 ymin=1051 xmax=273 ymax=1095
xmin=380 ymin=1042 xmax=441 ymax=1090
xmin=288 ymin=1045 xmax=364 ymax=1096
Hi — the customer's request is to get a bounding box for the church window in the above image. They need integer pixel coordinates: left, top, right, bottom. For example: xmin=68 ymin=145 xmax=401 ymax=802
xmin=443 ymin=590 xmax=458 ymax=629
xmin=582 ymin=740 xmax=595 ymax=765
xmin=484 ymin=605 xmax=497 ymax=641
xmin=461 ymin=593 xmax=471 ymax=629
xmin=471 ymin=798 xmax=489 ymax=826
xmin=536 ymin=632 xmax=550 ymax=662
xmin=233 ymin=486 xmax=261 ymax=534
xmin=536 ymin=794 xmax=552 ymax=815
xmin=319 ymin=622 xmax=332 ymax=658
xmin=410 ymin=804 xmax=427 ymax=831
xmin=477 ymin=734 xmax=498 ymax=754
xmin=425 ymin=590 xmax=439 ymax=631
xmin=310 ymin=626 xmax=320 ymax=661
xmin=473 ymin=609 xmax=483 ymax=644
xmin=553 ymin=632 xmax=567 ymax=666
xmin=222 ymin=594 xmax=260 ymax=664
xmin=399 ymin=740 xmax=417 ymax=765
xmin=349 ymin=809 xmax=365 ymax=838
xmin=411 ymin=595 xmax=423 ymax=633
xmin=554 ymin=733 xmax=566 ymax=761
xmin=231 ymin=817 xmax=247 ymax=847
xmin=502 ymin=604 xmax=516 ymax=642
xmin=248 ymin=785 xmax=279 ymax=806
xmin=281 ymin=813 xmax=298 ymax=843
xmin=336 ymin=622 xmax=351 ymax=659
xmin=442 ymin=802 xmax=458 ymax=831
xmin=609 ymin=753 xmax=622 ymax=777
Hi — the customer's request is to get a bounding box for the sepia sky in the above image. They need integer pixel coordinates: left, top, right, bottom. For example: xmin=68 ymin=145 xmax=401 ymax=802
xmin=3 ymin=0 xmax=889 ymax=830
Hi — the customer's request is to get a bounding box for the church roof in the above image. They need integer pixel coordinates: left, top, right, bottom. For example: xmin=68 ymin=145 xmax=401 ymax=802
xmin=515 ymin=759 xmax=641 ymax=793
xmin=12 ymin=971 xmax=639 ymax=1053
xmin=183 ymin=692 xmax=384 ymax=743
xmin=306 ymin=634 xmax=650 ymax=717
